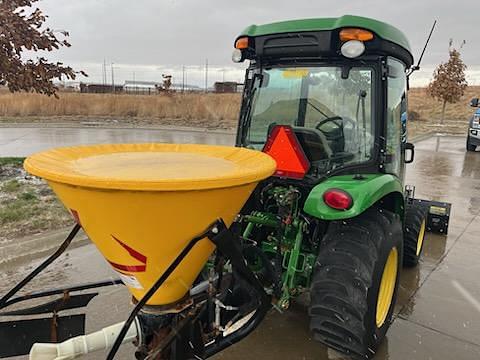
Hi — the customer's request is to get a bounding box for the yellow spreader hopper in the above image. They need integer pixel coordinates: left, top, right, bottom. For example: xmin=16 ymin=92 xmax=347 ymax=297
xmin=24 ymin=143 xmax=276 ymax=306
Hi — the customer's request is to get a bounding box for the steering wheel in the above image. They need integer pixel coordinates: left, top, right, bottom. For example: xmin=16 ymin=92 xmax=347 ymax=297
xmin=315 ymin=116 xmax=355 ymax=141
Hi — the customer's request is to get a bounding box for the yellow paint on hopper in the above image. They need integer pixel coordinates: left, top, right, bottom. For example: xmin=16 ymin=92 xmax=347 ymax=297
xmin=24 ymin=143 xmax=276 ymax=305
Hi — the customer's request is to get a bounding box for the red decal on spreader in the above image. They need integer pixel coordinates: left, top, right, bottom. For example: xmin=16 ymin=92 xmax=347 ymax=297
xmin=107 ymin=261 xmax=146 ymax=273
xmin=111 ymin=235 xmax=147 ymax=263
xmin=107 ymin=235 xmax=147 ymax=273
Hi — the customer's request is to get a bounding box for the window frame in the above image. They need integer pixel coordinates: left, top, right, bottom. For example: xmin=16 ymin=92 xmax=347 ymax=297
xmin=237 ymin=58 xmax=386 ymax=180
xmin=384 ymin=57 xmax=408 ymax=177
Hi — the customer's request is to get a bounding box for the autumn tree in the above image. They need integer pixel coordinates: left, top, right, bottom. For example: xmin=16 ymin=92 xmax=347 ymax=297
xmin=427 ymin=40 xmax=467 ymax=124
xmin=162 ymin=74 xmax=172 ymax=91
xmin=0 ymin=0 xmax=84 ymax=96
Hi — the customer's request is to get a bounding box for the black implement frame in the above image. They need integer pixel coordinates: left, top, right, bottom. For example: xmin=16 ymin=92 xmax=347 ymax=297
xmin=107 ymin=218 xmax=271 ymax=359
xmin=1 ymin=220 xmax=271 ymax=359
xmin=0 ymin=224 xmax=125 ymax=358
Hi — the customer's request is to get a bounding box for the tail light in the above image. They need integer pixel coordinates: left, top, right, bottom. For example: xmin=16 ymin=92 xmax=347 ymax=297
xmin=323 ymin=189 xmax=353 ymax=210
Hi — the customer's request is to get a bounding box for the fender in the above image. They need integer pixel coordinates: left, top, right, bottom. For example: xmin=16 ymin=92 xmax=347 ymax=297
xmin=304 ymin=174 xmax=404 ymax=221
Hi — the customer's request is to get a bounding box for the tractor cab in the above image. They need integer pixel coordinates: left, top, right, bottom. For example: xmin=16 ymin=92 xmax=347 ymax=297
xmin=233 ymin=15 xmax=414 ymax=181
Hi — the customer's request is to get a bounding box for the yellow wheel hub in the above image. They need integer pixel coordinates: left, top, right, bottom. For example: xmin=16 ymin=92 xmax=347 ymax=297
xmin=376 ymin=247 xmax=398 ymax=328
xmin=417 ymin=220 xmax=426 ymax=256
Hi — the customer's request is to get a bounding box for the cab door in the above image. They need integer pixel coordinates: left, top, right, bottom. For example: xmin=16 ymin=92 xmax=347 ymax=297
xmin=385 ymin=57 xmax=408 ymax=181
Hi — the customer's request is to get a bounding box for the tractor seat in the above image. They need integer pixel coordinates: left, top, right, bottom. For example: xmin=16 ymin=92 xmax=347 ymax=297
xmin=292 ymin=127 xmax=333 ymax=162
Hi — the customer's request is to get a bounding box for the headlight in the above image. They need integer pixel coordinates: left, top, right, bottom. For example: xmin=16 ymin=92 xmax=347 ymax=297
xmin=472 ymin=116 xmax=480 ymax=129
xmin=232 ymin=49 xmax=244 ymax=63
xmin=340 ymin=40 xmax=366 ymax=59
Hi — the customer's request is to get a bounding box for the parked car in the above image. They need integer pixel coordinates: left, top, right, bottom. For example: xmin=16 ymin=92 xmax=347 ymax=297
xmin=467 ymin=98 xmax=480 ymax=151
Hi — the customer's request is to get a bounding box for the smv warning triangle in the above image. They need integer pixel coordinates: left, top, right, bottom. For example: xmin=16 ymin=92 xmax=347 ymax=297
xmin=262 ymin=125 xmax=310 ymax=180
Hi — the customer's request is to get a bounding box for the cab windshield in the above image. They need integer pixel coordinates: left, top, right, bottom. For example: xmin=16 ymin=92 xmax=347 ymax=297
xmin=244 ymin=66 xmax=375 ymax=174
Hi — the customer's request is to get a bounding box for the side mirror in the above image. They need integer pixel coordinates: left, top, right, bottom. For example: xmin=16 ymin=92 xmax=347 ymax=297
xmin=470 ymin=98 xmax=479 ymax=107
xmin=405 ymin=142 xmax=415 ymax=164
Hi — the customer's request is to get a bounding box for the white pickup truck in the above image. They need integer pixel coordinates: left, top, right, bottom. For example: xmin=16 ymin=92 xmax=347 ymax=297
xmin=467 ymin=98 xmax=480 ymax=151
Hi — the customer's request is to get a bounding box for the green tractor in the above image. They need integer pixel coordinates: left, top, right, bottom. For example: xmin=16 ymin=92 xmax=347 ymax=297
xmin=230 ymin=15 xmax=429 ymax=358
xmin=1 ymin=15 xmax=445 ymax=360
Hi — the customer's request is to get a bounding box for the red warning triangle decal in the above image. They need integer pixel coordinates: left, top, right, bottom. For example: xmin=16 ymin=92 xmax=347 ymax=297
xmin=262 ymin=125 xmax=310 ymax=180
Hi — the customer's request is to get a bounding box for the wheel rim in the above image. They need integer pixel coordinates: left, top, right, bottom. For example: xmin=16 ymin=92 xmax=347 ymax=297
xmin=416 ymin=220 xmax=426 ymax=256
xmin=376 ymin=247 xmax=398 ymax=328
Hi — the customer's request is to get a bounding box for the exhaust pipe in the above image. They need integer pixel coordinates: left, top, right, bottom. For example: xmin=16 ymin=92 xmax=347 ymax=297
xmin=29 ymin=319 xmax=140 ymax=360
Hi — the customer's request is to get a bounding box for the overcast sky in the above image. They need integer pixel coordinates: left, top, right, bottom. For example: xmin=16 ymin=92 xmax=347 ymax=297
xmin=37 ymin=0 xmax=480 ymax=87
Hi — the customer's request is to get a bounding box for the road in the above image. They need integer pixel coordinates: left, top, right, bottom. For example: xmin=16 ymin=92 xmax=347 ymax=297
xmin=0 ymin=125 xmax=235 ymax=157
xmin=1 ymin=133 xmax=480 ymax=359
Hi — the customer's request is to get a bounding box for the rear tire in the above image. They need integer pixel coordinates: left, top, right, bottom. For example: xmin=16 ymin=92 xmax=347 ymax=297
xmin=467 ymin=137 xmax=476 ymax=151
xmin=309 ymin=208 xmax=403 ymax=359
xmin=403 ymin=202 xmax=428 ymax=267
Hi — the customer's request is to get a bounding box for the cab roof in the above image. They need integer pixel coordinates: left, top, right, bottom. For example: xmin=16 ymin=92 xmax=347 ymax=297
xmin=240 ymin=15 xmax=412 ymax=57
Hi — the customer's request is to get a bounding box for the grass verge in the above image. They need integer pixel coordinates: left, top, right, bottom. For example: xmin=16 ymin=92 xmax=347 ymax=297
xmin=0 ymin=157 xmax=72 ymax=243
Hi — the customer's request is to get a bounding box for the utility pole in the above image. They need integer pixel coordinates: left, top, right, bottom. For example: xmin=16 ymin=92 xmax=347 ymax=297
xmin=103 ymin=58 xmax=107 ymax=86
xmin=133 ymin=71 xmax=136 ymax=94
xmin=182 ymin=65 xmax=185 ymax=93
xmin=111 ymin=63 xmax=115 ymax=94
xmin=205 ymin=58 xmax=208 ymax=93
xmin=222 ymin=68 xmax=225 ymax=83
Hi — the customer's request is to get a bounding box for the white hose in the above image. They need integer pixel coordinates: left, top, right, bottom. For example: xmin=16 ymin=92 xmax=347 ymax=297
xmin=29 ymin=319 xmax=139 ymax=360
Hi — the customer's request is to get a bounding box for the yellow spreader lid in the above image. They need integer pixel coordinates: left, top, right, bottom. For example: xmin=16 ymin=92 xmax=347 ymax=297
xmin=24 ymin=143 xmax=276 ymax=191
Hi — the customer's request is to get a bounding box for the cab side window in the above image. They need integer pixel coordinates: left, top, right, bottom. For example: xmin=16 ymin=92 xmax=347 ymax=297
xmin=385 ymin=58 xmax=407 ymax=176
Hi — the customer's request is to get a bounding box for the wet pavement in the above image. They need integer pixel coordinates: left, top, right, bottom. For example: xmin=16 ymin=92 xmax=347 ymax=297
xmin=1 ymin=135 xmax=480 ymax=359
xmin=0 ymin=126 xmax=235 ymax=157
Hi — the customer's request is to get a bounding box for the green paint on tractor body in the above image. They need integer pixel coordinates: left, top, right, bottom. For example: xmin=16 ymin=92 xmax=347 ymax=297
xmin=239 ymin=15 xmax=412 ymax=54
xmin=304 ymin=174 xmax=404 ymax=220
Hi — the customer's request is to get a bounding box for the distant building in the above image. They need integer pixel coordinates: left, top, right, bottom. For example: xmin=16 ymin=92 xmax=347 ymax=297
xmin=80 ymin=83 xmax=123 ymax=94
xmin=124 ymin=81 xmax=202 ymax=93
xmin=124 ymin=80 xmax=159 ymax=94
xmin=78 ymin=81 xmax=205 ymax=95
xmin=214 ymin=82 xmax=243 ymax=93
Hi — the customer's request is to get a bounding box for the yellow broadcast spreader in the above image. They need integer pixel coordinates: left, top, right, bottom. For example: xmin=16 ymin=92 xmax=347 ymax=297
xmin=0 ymin=143 xmax=276 ymax=359
xmin=23 ymin=143 xmax=276 ymax=305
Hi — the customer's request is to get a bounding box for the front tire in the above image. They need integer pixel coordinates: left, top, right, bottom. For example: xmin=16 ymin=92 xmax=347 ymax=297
xmin=467 ymin=137 xmax=476 ymax=151
xmin=309 ymin=208 xmax=403 ymax=359
xmin=403 ymin=202 xmax=428 ymax=267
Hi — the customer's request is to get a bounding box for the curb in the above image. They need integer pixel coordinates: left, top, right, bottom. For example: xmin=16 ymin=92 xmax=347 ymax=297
xmin=410 ymin=132 xmax=435 ymax=143
xmin=0 ymin=122 xmax=236 ymax=135
xmin=0 ymin=227 xmax=90 ymax=270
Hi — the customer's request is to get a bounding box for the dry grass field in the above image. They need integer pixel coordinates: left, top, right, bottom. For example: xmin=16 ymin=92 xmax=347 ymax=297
xmin=0 ymin=87 xmax=478 ymax=135
xmin=407 ymin=86 xmax=479 ymax=136
xmin=0 ymin=92 xmax=241 ymax=129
